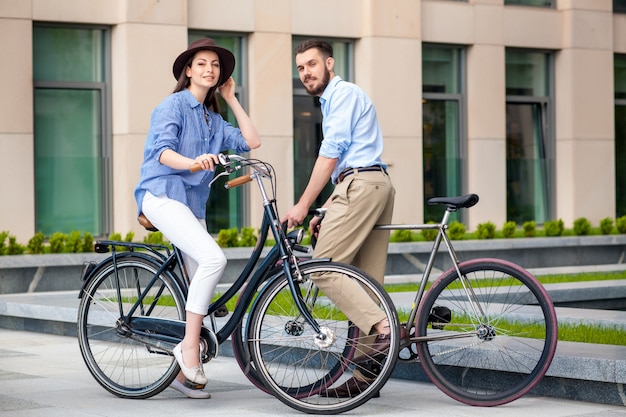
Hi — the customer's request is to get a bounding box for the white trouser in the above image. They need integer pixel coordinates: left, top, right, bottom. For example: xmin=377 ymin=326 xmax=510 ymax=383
xmin=142 ymin=191 xmax=227 ymax=315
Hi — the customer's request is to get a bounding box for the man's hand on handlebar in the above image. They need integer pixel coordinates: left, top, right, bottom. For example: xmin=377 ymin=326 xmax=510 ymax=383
xmin=309 ymin=215 xmax=322 ymax=242
xmin=282 ymin=203 xmax=308 ymax=229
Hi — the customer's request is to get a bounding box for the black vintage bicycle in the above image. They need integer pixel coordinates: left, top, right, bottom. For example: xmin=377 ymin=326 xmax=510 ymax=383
xmin=76 ymin=154 xmax=401 ymax=415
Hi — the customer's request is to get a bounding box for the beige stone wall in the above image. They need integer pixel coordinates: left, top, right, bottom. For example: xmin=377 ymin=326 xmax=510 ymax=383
xmin=1 ymin=0 xmax=626 ymax=242
xmin=0 ymin=2 xmax=35 ymax=242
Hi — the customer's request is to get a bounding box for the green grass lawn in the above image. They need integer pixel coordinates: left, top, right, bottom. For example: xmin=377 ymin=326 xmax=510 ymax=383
xmin=383 ymin=270 xmax=626 ymax=293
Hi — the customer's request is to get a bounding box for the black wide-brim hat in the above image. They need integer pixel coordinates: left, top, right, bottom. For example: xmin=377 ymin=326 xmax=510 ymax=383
xmin=172 ymin=38 xmax=235 ymax=86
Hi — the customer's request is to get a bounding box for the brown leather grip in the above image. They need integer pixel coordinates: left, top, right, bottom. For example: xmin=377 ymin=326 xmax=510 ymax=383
xmin=190 ymin=163 xmax=202 ymax=173
xmin=225 ymin=174 xmax=252 ymax=189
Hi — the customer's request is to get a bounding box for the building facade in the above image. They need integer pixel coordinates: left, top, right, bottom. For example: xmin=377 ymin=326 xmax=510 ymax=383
xmin=1 ymin=0 xmax=626 ymax=242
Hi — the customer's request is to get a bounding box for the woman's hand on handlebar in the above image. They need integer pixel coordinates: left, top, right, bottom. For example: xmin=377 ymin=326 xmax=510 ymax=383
xmin=193 ymin=153 xmax=220 ymax=172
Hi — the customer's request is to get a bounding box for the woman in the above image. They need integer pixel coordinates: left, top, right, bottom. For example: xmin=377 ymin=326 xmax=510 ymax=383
xmin=134 ymin=38 xmax=260 ymax=399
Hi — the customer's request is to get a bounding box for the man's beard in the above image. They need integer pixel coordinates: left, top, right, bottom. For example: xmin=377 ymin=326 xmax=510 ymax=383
xmin=303 ymin=68 xmax=331 ymax=96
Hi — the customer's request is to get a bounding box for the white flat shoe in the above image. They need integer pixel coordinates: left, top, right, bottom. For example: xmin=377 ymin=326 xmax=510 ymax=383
xmin=173 ymin=342 xmax=208 ymax=385
xmin=170 ymin=378 xmax=211 ymax=399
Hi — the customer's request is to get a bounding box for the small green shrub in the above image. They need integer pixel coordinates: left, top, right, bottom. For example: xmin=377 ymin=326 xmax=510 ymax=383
xmin=421 ymin=222 xmax=438 ymax=241
xmin=502 ymin=221 xmax=516 ymax=238
xmin=573 ymin=217 xmax=592 ymax=236
xmin=239 ymin=227 xmax=257 ymax=247
xmin=523 ymin=221 xmax=536 ymax=237
xmin=544 ymin=219 xmax=564 ymax=237
xmin=0 ymin=231 xmax=8 ymax=255
xmin=49 ymin=232 xmax=68 ymax=253
xmin=124 ymin=232 xmax=135 ymax=242
xmin=82 ymin=232 xmax=94 ymax=253
xmin=475 ymin=221 xmax=496 ymax=239
xmin=144 ymin=231 xmax=167 ymax=245
xmin=390 ymin=229 xmax=414 ymax=243
xmin=217 ymin=228 xmax=239 ymax=247
xmin=599 ymin=217 xmax=614 ymax=235
xmin=617 ymin=216 xmax=626 ymax=234
xmin=66 ymin=231 xmax=83 ymax=253
xmin=448 ymin=221 xmax=466 ymax=240
xmin=6 ymin=235 xmax=25 ymax=255
xmin=27 ymin=232 xmax=46 ymax=254
xmin=108 ymin=232 xmax=130 ymax=251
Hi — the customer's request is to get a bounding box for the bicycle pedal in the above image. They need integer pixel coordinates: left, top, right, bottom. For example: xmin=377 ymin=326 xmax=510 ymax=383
xmin=183 ymin=380 xmax=206 ymax=390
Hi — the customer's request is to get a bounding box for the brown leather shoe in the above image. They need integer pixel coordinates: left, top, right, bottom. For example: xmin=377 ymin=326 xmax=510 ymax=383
xmin=357 ymin=327 xmax=410 ymax=362
xmin=319 ymin=376 xmax=380 ymax=398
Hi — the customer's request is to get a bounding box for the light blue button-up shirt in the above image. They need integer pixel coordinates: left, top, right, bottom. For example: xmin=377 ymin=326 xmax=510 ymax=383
xmin=134 ymin=89 xmax=250 ymax=219
xmin=318 ymin=76 xmax=386 ymax=184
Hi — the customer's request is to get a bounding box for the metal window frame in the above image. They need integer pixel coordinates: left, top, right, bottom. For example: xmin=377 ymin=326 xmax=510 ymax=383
xmin=32 ymin=22 xmax=112 ymax=236
xmin=505 ymin=48 xmax=556 ymax=221
xmin=421 ymin=43 xmax=468 ymax=221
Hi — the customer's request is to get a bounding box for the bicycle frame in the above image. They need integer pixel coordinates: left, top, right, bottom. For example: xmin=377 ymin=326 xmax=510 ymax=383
xmin=79 ymin=155 xmax=327 ymax=353
xmin=374 ymin=194 xmax=486 ymax=341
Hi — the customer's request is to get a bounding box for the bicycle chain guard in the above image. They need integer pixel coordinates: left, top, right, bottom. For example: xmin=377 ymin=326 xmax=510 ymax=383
xmin=200 ymin=327 xmax=219 ymax=363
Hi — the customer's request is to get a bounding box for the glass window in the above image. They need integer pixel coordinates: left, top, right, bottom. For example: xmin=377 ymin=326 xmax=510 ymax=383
xmin=422 ymin=45 xmax=465 ymax=223
xmin=292 ymin=37 xmax=353 ymax=210
xmin=33 ymin=25 xmax=108 ymax=236
xmin=505 ymin=49 xmax=553 ymax=225
xmin=615 ymin=54 xmax=626 ymax=217
xmin=188 ymin=32 xmax=246 ymax=233
xmin=615 ymin=0 xmax=626 ymax=13
xmin=505 ymin=0 xmax=554 ymax=7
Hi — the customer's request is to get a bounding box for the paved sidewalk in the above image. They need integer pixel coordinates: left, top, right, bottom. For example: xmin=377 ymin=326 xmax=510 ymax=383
xmin=1 ymin=329 xmax=625 ymax=417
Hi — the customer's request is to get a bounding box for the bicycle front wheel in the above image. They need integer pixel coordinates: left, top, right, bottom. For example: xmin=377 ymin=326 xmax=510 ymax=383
xmin=248 ymin=261 xmax=400 ymax=415
xmin=415 ymin=258 xmax=558 ymax=406
xmin=77 ymin=255 xmax=186 ymax=398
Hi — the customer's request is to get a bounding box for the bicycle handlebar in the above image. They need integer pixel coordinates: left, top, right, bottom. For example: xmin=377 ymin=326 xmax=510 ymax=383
xmin=225 ymin=174 xmax=253 ymax=189
xmin=189 ymin=163 xmax=202 ymax=173
xmin=188 ymin=154 xmax=261 ymax=190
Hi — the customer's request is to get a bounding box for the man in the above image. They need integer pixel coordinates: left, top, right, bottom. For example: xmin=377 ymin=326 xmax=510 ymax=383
xmin=283 ymin=39 xmax=398 ymax=397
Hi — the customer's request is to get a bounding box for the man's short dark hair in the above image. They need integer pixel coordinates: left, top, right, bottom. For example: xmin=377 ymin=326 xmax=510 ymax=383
xmin=295 ymin=39 xmax=333 ymax=59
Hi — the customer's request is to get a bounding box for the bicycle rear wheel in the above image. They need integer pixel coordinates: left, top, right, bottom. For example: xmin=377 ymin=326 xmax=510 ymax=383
xmin=77 ymin=255 xmax=186 ymax=398
xmin=248 ymin=261 xmax=400 ymax=415
xmin=415 ymin=258 xmax=558 ymax=406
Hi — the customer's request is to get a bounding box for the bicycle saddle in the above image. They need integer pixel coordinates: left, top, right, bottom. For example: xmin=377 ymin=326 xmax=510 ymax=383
xmin=427 ymin=194 xmax=479 ymax=210
xmin=137 ymin=213 xmax=158 ymax=232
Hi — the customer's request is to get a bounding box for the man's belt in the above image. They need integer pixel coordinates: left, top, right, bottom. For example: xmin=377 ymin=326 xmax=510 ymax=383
xmin=337 ymin=165 xmax=387 ymax=183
